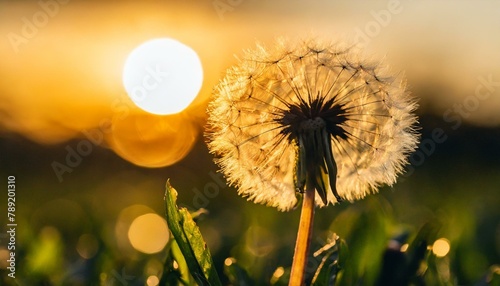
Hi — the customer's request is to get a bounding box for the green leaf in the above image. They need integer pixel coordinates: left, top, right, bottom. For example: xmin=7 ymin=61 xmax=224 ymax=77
xmin=164 ymin=180 xmax=222 ymax=286
xmin=160 ymin=240 xmax=188 ymax=286
xmin=406 ymin=221 xmax=440 ymax=277
xmin=223 ymin=257 xmax=254 ymax=286
xmin=376 ymin=222 xmax=440 ymax=286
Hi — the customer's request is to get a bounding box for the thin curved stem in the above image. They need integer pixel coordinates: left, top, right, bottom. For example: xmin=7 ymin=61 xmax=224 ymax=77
xmin=289 ymin=182 xmax=316 ymax=286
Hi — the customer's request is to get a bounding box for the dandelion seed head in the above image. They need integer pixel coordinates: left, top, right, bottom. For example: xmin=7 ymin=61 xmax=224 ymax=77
xmin=207 ymin=38 xmax=419 ymax=211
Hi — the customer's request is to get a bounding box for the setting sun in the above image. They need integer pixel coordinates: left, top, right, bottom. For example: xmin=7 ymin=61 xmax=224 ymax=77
xmin=122 ymin=38 xmax=203 ymax=115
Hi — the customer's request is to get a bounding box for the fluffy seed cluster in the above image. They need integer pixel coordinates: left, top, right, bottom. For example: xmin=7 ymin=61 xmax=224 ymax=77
xmin=206 ymin=39 xmax=419 ymax=211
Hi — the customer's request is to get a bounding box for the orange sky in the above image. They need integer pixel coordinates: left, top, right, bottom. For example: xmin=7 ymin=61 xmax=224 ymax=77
xmin=1 ymin=0 xmax=499 ymax=166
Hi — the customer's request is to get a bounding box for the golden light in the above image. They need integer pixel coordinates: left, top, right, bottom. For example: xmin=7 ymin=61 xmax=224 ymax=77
xmin=146 ymin=275 xmax=160 ymax=286
xmin=432 ymin=238 xmax=451 ymax=257
xmin=270 ymin=266 xmax=286 ymax=284
xmin=107 ymin=112 xmax=198 ymax=168
xmin=122 ymin=38 xmax=203 ymax=115
xmin=127 ymin=213 xmax=169 ymax=254
xmin=224 ymin=257 xmax=235 ymax=267
xmin=400 ymin=243 xmax=409 ymax=252
xmin=272 ymin=267 xmax=285 ymax=279
xmin=115 ymin=204 xmax=155 ymax=251
xmin=0 ymin=1 xmax=500 ymax=152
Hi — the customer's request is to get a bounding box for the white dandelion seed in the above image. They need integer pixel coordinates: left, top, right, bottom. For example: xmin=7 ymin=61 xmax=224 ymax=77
xmin=206 ymin=39 xmax=419 ymax=211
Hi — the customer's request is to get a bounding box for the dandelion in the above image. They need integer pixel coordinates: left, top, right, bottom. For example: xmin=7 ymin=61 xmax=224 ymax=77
xmin=206 ymin=38 xmax=419 ymax=284
xmin=206 ymin=38 xmax=419 ymax=211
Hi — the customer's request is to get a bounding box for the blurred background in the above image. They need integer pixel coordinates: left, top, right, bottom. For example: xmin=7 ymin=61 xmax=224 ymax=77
xmin=0 ymin=0 xmax=499 ymax=285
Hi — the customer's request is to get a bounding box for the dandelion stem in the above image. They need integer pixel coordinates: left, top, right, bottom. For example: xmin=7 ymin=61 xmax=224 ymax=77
xmin=289 ymin=182 xmax=316 ymax=286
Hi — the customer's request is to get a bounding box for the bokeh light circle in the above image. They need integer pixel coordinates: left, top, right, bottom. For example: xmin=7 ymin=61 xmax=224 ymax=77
xmin=122 ymin=38 xmax=203 ymax=115
xmin=128 ymin=213 xmax=169 ymax=254
xmin=432 ymin=238 xmax=451 ymax=257
xmin=109 ymin=112 xmax=198 ymax=167
xmin=146 ymin=275 xmax=160 ymax=286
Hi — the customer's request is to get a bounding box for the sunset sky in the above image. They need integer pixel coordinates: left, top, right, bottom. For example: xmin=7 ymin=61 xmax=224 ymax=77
xmin=1 ymin=0 xmax=499 ymax=167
